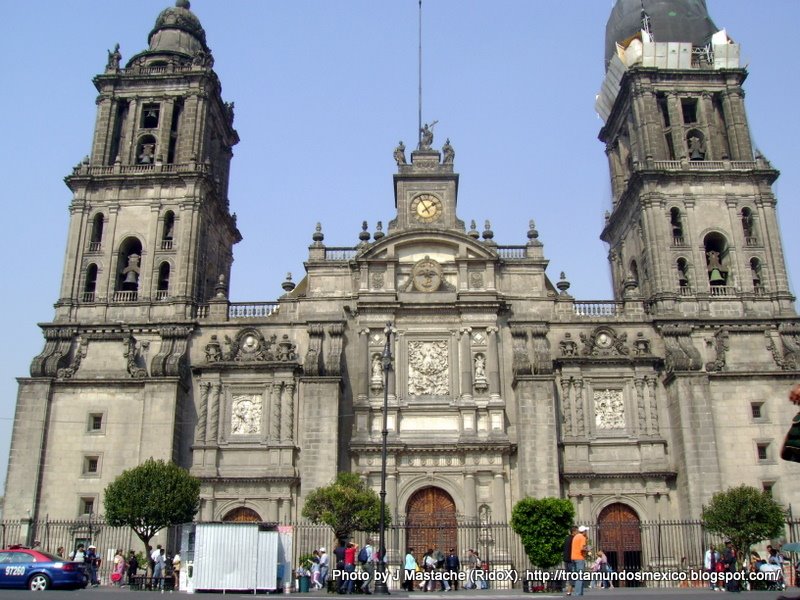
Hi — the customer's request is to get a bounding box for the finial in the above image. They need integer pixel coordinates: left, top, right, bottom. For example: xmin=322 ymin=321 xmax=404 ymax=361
xmin=214 ymin=274 xmax=228 ymax=298
xmin=312 ymin=222 xmax=324 ymax=244
xmin=359 ymin=221 xmax=371 ymax=243
xmin=282 ymin=272 xmax=296 ymax=293
xmin=557 ymin=272 xmax=571 ymax=295
xmin=482 ymin=220 xmax=495 ymax=244
xmin=527 ymin=220 xmax=540 ymax=243
xmin=373 ymin=221 xmax=385 ymax=241
xmin=176 ymin=0 xmax=191 ymax=8
xmin=468 ymin=220 xmax=479 ymax=240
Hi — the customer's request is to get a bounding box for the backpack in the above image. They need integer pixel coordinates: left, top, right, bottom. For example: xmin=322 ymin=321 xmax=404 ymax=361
xmin=358 ymin=546 xmax=369 ymax=564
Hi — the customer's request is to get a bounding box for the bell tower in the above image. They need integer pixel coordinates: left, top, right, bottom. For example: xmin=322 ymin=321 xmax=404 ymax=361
xmin=56 ymin=0 xmax=240 ymax=323
xmin=597 ymin=0 xmax=795 ymax=316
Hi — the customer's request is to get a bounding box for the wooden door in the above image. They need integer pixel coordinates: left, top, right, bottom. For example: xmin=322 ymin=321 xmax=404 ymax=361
xmin=596 ymin=503 xmax=642 ymax=586
xmin=405 ymin=487 xmax=457 ymax=555
xmin=222 ymin=507 xmax=262 ymax=522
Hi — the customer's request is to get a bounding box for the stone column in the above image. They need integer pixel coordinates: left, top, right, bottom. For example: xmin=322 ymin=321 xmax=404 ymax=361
xmin=357 ymin=328 xmax=370 ymax=401
xmin=196 ymin=381 xmax=209 ymax=443
xmin=492 ymin=473 xmax=507 ymax=522
xmin=665 ymin=92 xmax=684 ymax=159
xmin=387 ymin=474 xmax=398 ymax=520
xmin=560 ymin=377 xmax=572 ymax=437
xmin=632 ymin=86 xmax=656 ymax=162
xmin=464 ymin=473 xmax=477 ymax=519
xmin=459 ymin=327 xmax=473 ymax=400
xmin=646 ymin=377 xmax=659 ymax=434
xmin=270 ymin=382 xmax=282 ymax=440
xmin=281 ymin=381 xmax=295 ymax=442
xmin=208 ymin=383 xmax=221 ymax=442
xmin=267 ymin=500 xmax=279 ymax=522
xmin=574 ymin=379 xmax=585 ymax=436
xmin=486 ymin=327 xmax=500 ymax=399
xmin=634 ymin=378 xmax=646 ymax=434
xmin=699 ymin=92 xmax=724 ymax=159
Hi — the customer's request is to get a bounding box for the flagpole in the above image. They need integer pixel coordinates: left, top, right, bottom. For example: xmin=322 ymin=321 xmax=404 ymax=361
xmin=418 ymin=0 xmax=422 ymax=148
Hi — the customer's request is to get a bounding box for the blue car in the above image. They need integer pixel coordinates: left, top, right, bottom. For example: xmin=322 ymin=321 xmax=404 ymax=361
xmin=0 ymin=547 xmax=88 ymax=591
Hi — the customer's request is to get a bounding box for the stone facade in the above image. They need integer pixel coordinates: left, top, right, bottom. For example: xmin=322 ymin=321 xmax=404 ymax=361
xmin=4 ymin=1 xmax=800 ymax=536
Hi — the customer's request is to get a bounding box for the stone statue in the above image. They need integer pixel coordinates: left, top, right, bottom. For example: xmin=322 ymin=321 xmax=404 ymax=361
xmin=419 ymin=121 xmax=437 ymax=150
xmin=106 ymin=43 xmax=122 ymax=71
xmin=442 ymin=138 xmax=455 ymax=164
xmin=205 ymin=335 xmax=222 ymax=362
xmin=393 ymin=141 xmax=406 ymax=165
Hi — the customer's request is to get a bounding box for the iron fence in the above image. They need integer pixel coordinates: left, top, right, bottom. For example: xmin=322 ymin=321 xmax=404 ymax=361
xmin=0 ymin=516 xmax=797 ymax=589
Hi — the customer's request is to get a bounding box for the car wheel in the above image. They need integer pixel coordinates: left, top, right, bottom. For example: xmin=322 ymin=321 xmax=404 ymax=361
xmin=28 ymin=574 xmax=50 ymax=591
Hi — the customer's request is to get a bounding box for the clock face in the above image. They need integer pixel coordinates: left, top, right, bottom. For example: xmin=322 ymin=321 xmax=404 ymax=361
xmin=411 ymin=194 xmax=442 ymax=223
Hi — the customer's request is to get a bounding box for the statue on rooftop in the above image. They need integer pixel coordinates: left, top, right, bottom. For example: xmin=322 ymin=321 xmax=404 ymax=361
xmin=106 ymin=43 xmax=122 ymax=71
xmin=393 ymin=141 xmax=406 ymax=165
xmin=442 ymin=138 xmax=455 ymax=164
xmin=419 ymin=121 xmax=437 ymax=150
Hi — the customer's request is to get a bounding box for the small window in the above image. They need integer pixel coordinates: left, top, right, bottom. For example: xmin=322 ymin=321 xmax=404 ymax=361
xmin=79 ymin=497 xmax=96 ymax=516
xmin=83 ymin=455 xmax=100 ymax=475
xmin=141 ymin=103 xmax=160 ymax=129
xmin=88 ymin=413 xmax=104 ymax=432
xmin=762 ymin=481 xmax=775 ymax=496
xmin=757 ymin=443 xmax=769 ymax=461
xmin=751 ymin=402 xmax=763 ymax=420
xmin=681 ymin=98 xmax=698 ymax=123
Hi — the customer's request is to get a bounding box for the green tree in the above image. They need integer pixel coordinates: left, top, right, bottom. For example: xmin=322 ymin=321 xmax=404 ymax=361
xmin=510 ymin=497 xmax=575 ymax=569
xmin=104 ymin=458 xmax=200 ymax=549
xmin=301 ymin=472 xmax=389 ymax=541
xmin=702 ymin=484 xmax=785 ymax=561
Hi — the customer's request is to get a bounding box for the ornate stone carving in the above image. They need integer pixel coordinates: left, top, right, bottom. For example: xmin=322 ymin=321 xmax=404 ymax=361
xmin=646 ymin=377 xmax=659 ymax=434
xmin=57 ymin=336 xmax=88 ymax=379
xmin=469 ymin=271 xmax=484 ymax=289
xmin=393 ymin=141 xmax=407 ymax=165
xmin=530 ymin=324 xmax=553 ymax=374
xmin=473 ymin=353 xmax=488 ymax=391
xmin=205 ymin=335 xmax=222 ymax=363
xmin=277 ymin=335 xmax=297 ymax=362
xmin=634 ymin=378 xmax=646 ymax=432
xmin=410 ymin=256 xmax=443 ymax=292
xmin=560 ymin=377 xmax=573 ymax=437
xmin=123 ymin=335 xmax=148 ymax=379
xmin=326 ymin=323 xmax=344 ymax=375
xmin=594 ymin=389 xmax=625 ymax=430
xmin=30 ymin=327 xmax=74 ymax=377
xmin=408 ymin=340 xmax=449 ymax=396
xmin=560 ymin=333 xmax=578 ymax=357
xmin=304 ymin=324 xmax=324 ymax=376
xmin=370 ymin=353 xmax=384 ymax=392
xmin=766 ymin=323 xmax=800 ymax=370
xmin=705 ymin=328 xmax=729 ymax=372
xmin=510 ymin=327 xmax=531 ymax=377
xmin=661 ymin=325 xmax=702 ymax=372
xmin=195 ymin=381 xmax=210 ymax=443
xmin=580 ymin=327 xmax=629 ymax=357
xmin=633 ymin=332 xmax=651 ymax=356
xmin=370 ymin=271 xmax=385 ymax=290
xmin=151 ymin=326 xmax=191 ymax=379
xmin=231 ymin=394 xmax=262 ymax=435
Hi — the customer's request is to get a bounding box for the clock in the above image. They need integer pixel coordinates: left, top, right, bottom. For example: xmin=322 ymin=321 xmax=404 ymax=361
xmin=411 ymin=193 xmax=442 ymax=223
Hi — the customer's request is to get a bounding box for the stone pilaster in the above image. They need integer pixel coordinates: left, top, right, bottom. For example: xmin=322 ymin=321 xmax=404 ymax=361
xmin=486 ymin=326 xmax=500 ymax=399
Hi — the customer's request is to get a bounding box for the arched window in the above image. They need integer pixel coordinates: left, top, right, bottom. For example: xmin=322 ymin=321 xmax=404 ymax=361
xmin=703 ymin=232 xmax=730 ymax=291
xmin=161 ymin=211 xmax=175 ymax=250
xmin=115 ymin=237 xmax=143 ymax=301
xmin=84 ymin=264 xmax=98 ymax=302
xmin=750 ymin=258 xmax=764 ymax=293
xmin=742 ymin=208 xmax=757 ymax=244
xmin=670 ymin=208 xmax=684 ymax=244
xmin=687 ymin=129 xmax=706 ymax=161
xmin=136 ymin=135 xmax=157 ymax=164
xmin=157 ymin=262 xmax=170 ymax=300
xmin=90 ymin=214 xmax=104 ymax=251
xmin=677 ymin=258 xmax=691 ymax=291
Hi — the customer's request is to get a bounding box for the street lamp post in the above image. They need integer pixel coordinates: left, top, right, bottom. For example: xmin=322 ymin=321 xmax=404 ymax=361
xmin=374 ymin=322 xmax=393 ymax=595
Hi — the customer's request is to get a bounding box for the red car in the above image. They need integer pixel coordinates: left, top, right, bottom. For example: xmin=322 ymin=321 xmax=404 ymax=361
xmin=0 ymin=547 xmax=88 ymax=591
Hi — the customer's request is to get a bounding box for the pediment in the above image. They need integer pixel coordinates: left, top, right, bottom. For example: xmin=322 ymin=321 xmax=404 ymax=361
xmin=357 ymin=229 xmax=497 ymax=262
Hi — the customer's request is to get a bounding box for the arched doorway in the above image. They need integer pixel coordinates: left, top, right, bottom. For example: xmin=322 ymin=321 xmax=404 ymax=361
xmin=406 ymin=487 xmax=457 ymax=555
xmin=222 ymin=507 xmax=262 ymax=522
xmin=597 ymin=503 xmax=642 ymax=587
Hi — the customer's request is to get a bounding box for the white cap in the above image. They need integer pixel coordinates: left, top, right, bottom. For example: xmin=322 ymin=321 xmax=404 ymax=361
xmin=578 ymin=526 xmax=588 ymax=533
xmin=319 ymin=547 xmax=326 ymax=553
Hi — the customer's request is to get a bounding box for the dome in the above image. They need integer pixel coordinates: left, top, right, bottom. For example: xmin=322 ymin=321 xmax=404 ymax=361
xmin=147 ymin=0 xmax=208 ymax=56
xmin=605 ymin=0 xmax=718 ymax=68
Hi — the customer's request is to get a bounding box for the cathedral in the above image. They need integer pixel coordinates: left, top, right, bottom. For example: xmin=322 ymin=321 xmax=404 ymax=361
xmin=4 ymin=0 xmax=799 ymax=555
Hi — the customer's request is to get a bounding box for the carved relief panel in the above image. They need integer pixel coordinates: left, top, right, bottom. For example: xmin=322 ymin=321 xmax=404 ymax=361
xmin=230 ymin=394 xmax=263 ymax=435
xmin=407 ymin=340 xmax=449 ymax=396
xmin=594 ymin=389 xmax=625 ymax=430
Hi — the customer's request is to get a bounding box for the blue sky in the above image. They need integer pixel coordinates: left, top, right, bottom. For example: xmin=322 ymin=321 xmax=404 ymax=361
xmin=0 ymin=0 xmax=798 ymax=493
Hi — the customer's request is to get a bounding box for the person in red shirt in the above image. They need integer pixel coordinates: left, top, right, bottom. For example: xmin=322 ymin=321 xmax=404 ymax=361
xmin=343 ymin=543 xmax=358 ymax=594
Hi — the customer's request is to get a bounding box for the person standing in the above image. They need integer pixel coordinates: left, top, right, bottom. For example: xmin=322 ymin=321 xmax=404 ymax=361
xmin=722 ymin=541 xmax=740 ymax=593
xmin=127 ymin=550 xmax=139 ymax=586
xmin=172 ymin=551 xmax=181 ymax=590
xmin=333 ymin=540 xmax=346 ymax=593
xmin=343 ymin=542 xmax=357 ymax=594
xmin=563 ymin=526 xmax=577 ymax=595
xmin=704 ymin=544 xmax=720 ymax=590
xmin=445 ymin=548 xmax=460 ymax=590
xmin=152 ymin=547 xmax=166 ymax=589
xmin=318 ymin=547 xmax=330 ymax=590
xmin=571 ymin=526 xmax=588 ymax=596
xmin=360 ymin=540 xmax=374 ymax=595
xmin=85 ymin=544 xmax=100 ymax=586
xmin=403 ymin=548 xmax=418 ymax=592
